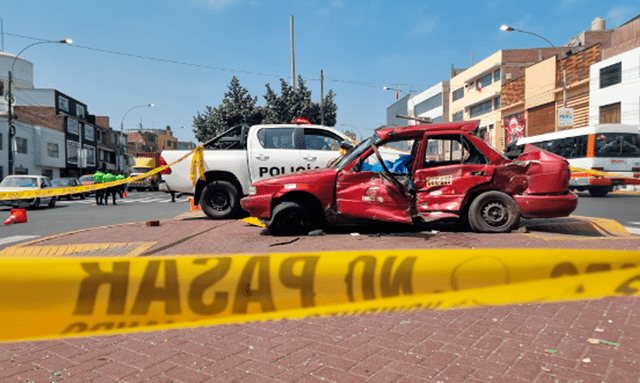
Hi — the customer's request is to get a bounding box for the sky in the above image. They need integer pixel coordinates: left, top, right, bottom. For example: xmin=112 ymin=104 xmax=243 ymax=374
xmin=1 ymin=0 xmax=639 ymax=144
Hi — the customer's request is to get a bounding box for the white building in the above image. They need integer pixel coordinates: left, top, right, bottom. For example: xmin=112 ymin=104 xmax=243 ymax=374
xmin=589 ymin=45 xmax=640 ymax=126
xmin=407 ymin=81 xmax=450 ymax=124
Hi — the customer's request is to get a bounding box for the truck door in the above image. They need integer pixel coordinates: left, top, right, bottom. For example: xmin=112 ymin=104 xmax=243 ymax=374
xmin=300 ymin=127 xmax=345 ymax=170
xmin=413 ymin=134 xmax=494 ymax=221
xmin=335 ymin=137 xmax=417 ymax=224
xmin=248 ymin=127 xmax=301 ymax=183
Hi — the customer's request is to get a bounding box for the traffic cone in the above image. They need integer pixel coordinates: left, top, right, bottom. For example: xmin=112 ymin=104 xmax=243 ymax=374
xmin=189 ymin=197 xmax=201 ymax=211
xmin=123 ymin=191 xmax=128 ymax=198
xmin=4 ymin=208 xmax=27 ymax=225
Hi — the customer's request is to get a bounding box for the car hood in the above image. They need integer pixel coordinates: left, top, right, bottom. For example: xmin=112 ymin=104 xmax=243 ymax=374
xmin=0 ymin=186 xmax=39 ymax=193
xmin=256 ymin=167 xmax=340 ymax=186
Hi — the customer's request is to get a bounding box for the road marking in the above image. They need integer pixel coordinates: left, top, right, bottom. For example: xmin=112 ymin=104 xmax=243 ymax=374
xmin=0 ymin=235 xmax=40 ymax=246
xmin=627 ymin=222 xmax=640 ymax=226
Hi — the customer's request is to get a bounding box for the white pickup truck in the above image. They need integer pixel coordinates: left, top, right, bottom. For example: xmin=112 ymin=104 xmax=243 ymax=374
xmin=160 ymin=123 xmax=352 ymax=219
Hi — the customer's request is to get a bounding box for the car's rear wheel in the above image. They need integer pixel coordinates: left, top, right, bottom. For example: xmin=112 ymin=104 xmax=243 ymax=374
xmin=31 ymin=198 xmax=41 ymax=209
xmin=468 ymin=191 xmax=520 ymax=233
xmin=200 ymin=180 xmax=241 ymax=219
xmin=268 ymin=201 xmax=311 ymax=236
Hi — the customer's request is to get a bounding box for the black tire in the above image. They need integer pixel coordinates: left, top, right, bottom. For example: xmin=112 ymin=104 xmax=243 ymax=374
xmin=48 ymin=197 xmax=56 ymax=208
xmin=31 ymin=198 xmax=41 ymax=209
xmin=588 ymin=186 xmax=609 ymax=197
xmin=468 ymin=191 xmax=520 ymax=233
xmin=267 ymin=201 xmax=311 ymax=236
xmin=200 ymin=180 xmax=241 ymax=219
xmin=80 ymin=194 xmax=86 ymax=200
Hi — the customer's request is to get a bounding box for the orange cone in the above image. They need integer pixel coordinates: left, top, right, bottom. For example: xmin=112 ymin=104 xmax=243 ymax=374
xmin=189 ymin=197 xmax=201 ymax=211
xmin=123 ymin=191 xmax=128 ymax=198
xmin=5 ymin=208 xmax=27 ymax=225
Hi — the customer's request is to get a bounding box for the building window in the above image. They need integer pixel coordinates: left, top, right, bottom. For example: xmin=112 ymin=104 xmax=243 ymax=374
xmin=494 ymin=68 xmax=501 ymax=82
xmin=469 ymin=100 xmax=493 ymax=118
xmin=16 ymin=137 xmax=27 ymax=154
xmin=67 ymin=140 xmax=79 ymax=164
xmin=0 ymin=133 xmax=2 ymax=150
xmin=600 ymin=62 xmax=622 ymax=88
xmin=47 ymin=143 xmax=59 ymax=158
xmin=452 ymin=111 xmax=464 ymax=121
xmin=478 ymin=73 xmax=493 ymax=89
xmin=415 ymin=93 xmax=443 ymax=115
xmin=76 ymin=104 xmax=85 ymax=119
xmin=0 ymin=166 xmax=3 ymax=181
xmin=599 ymin=102 xmax=621 ymax=124
xmin=84 ymin=125 xmax=94 ymax=141
xmin=97 ymin=130 xmax=102 ymax=142
xmin=59 ymin=96 xmax=69 ymax=112
xmin=84 ymin=144 xmax=96 ymax=167
xmin=67 ymin=118 xmax=79 ymax=135
xmin=494 ymin=97 xmax=501 ymax=110
xmin=452 ymin=87 xmax=464 ymax=102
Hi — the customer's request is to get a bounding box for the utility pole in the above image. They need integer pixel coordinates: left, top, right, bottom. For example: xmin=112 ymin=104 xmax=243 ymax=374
xmin=320 ymin=70 xmax=324 ymax=126
xmin=7 ymin=70 xmax=14 ymax=175
xmin=290 ymin=15 xmax=295 ymax=89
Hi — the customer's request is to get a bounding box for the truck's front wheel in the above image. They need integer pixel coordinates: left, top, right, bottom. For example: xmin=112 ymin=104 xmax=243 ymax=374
xmin=200 ymin=180 xmax=241 ymax=219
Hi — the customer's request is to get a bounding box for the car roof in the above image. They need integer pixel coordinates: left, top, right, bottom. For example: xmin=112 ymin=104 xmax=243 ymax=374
xmin=376 ymin=121 xmax=479 ymax=140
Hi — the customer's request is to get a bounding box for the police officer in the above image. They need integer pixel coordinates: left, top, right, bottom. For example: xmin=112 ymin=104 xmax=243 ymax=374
xmin=116 ymin=173 xmax=126 ymax=198
xmin=93 ymin=170 xmax=105 ymax=205
xmin=104 ymin=172 xmax=117 ymax=205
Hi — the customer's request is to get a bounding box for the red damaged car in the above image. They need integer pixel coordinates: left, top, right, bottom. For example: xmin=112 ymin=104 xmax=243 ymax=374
xmin=240 ymin=121 xmax=577 ymax=235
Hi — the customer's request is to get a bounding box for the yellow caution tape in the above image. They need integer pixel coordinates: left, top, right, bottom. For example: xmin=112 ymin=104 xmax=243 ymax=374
xmin=570 ymin=166 xmax=640 ymax=181
xmin=189 ymin=144 xmax=206 ymax=187
xmin=1 ymin=248 xmax=638 ymax=343
xmin=0 ymin=149 xmax=197 ymax=201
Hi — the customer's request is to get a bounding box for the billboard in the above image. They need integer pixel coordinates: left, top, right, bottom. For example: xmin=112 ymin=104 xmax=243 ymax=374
xmin=503 ymin=112 xmax=525 ymax=147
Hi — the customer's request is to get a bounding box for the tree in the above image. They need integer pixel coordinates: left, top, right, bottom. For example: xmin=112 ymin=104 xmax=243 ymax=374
xmin=192 ymin=77 xmax=263 ymax=143
xmin=262 ymin=75 xmax=337 ymax=126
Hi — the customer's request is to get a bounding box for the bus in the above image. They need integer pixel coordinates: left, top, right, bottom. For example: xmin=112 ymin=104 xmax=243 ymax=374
xmin=516 ymin=124 xmax=640 ymax=197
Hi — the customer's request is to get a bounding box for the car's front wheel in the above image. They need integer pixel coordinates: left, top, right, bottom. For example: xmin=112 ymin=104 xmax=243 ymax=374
xmin=48 ymin=197 xmax=56 ymax=208
xmin=200 ymin=180 xmax=241 ymax=219
xmin=267 ymin=201 xmax=311 ymax=236
xmin=468 ymin=191 xmax=520 ymax=233
xmin=31 ymin=198 xmax=41 ymax=209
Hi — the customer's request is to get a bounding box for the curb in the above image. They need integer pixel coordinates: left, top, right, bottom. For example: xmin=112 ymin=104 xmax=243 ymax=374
xmin=523 ymin=216 xmax=632 ymax=237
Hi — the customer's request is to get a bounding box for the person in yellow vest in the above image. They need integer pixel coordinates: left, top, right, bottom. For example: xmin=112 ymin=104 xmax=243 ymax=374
xmin=103 ymin=172 xmax=117 ymax=205
xmin=93 ymin=171 xmax=105 ymax=205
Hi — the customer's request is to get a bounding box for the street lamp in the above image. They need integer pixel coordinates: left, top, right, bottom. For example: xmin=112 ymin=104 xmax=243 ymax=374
xmin=383 ymin=86 xmax=412 ymax=100
xmin=500 ymin=24 xmax=567 ymax=108
xmin=119 ymin=103 xmax=154 ymax=173
xmin=6 ymin=38 xmax=72 ymax=175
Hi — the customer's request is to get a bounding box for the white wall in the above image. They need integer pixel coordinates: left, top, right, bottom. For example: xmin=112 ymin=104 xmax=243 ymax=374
xmin=589 ymin=45 xmax=640 ymax=126
xmin=408 ymin=81 xmax=448 ymax=123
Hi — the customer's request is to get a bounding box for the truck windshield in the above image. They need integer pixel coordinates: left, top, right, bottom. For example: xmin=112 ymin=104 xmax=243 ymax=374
xmin=333 ymin=134 xmax=379 ymax=170
xmin=132 ymin=167 xmax=152 ymax=173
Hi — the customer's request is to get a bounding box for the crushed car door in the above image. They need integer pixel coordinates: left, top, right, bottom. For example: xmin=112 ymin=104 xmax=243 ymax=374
xmin=335 ymin=138 xmax=417 ymax=224
xmin=413 ymin=134 xmax=494 ymax=221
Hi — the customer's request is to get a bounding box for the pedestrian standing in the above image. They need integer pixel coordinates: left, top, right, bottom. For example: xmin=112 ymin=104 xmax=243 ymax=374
xmin=93 ymin=171 xmax=105 ymax=205
xmin=116 ymin=173 xmax=125 ymax=198
xmin=104 ymin=172 xmax=117 ymax=205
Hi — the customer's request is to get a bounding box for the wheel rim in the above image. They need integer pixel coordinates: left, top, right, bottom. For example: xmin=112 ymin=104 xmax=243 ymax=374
xmin=277 ymin=211 xmax=305 ymax=232
xmin=210 ymin=190 xmax=230 ymax=211
xmin=481 ymin=201 xmax=508 ymax=227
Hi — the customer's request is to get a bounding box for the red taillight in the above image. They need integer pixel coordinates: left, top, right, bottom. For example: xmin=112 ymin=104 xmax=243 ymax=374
xmin=159 ymin=156 xmax=171 ymax=175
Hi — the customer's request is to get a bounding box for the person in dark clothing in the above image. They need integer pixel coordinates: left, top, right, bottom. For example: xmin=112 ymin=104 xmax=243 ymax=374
xmin=104 ymin=172 xmax=117 ymax=205
xmin=116 ymin=174 xmax=126 ymax=198
xmin=93 ymin=171 xmax=105 ymax=205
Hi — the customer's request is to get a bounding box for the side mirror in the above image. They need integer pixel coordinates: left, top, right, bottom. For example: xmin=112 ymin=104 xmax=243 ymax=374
xmin=340 ymin=140 xmax=356 ymax=151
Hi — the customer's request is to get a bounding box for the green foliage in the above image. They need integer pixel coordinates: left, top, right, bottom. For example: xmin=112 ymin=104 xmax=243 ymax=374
xmin=192 ymin=76 xmax=263 ymax=143
xmin=193 ymin=75 xmax=338 ymax=143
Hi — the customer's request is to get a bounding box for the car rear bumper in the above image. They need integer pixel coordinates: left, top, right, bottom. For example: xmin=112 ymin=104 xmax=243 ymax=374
xmin=240 ymin=194 xmax=273 ymax=220
xmin=514 ymin=192 xmax=578 ymax=218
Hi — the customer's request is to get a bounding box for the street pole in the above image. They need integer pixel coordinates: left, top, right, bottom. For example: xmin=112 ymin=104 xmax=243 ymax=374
xmin=119 ymin=104 xmax=154 ymax=174
xmin=5 ymin=38 xmax=72 ymax=176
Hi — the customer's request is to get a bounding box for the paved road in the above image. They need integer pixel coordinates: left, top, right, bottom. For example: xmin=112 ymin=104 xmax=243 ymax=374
xmin=573 ymin=191 xmax=640 ymax=234
xmin=0 ymin=191 xmax=187 ymax=250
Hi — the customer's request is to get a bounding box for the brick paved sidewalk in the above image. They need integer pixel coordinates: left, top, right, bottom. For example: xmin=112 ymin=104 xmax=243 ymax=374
xmin=1 ymin=296 xmax=639 ymax=383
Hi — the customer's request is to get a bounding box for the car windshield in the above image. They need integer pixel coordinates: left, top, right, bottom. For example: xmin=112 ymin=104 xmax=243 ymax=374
xmin=132 ymin=167 xmax=151 ymax=174
xmin=332 ymin=134 xmax=379 ymax=169
xmin=79 ymin=176 xmax=93 ymax=182
xmin=0 ymin=177 xmax=39 ymax=187
xmin=52 ymin=179 xmax=74 ymax=186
